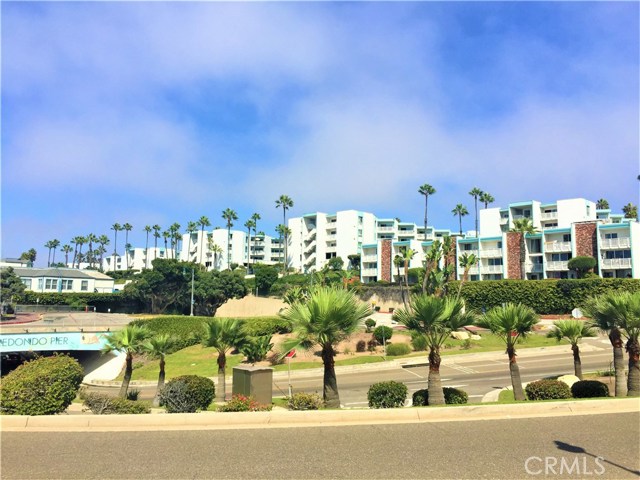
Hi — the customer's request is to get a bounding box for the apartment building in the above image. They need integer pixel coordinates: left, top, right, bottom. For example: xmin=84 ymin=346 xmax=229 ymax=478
xmin=102 ymin=247 xmax=177 ymax=272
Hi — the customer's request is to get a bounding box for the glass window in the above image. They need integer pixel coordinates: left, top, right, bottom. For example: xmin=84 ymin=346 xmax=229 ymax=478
xmin=563 ymin=234 xmax=571 ymax=242
xmin=605 ymin=233 xmax=618 ymax=239
xmin=38 ymin=278 xmax=43 ymax=290
xmin=61 ymin=279 xmax=73 ymax=291
xmin=22 ymin=279 xmax=32 ymax=289
xmin=81 ymin=280 xmax=88 ymax=291
xmin=45 ymin=279 xmax=58 ymax=290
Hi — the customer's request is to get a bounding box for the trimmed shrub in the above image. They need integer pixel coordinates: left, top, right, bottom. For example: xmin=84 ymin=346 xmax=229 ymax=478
xmin=287 ymin=392 xmax=323 ymax=410
xmin=571 ymin=380 xmax=610 ymax=398
xmin=410 ymin=332 xmax=428 ymax=351
xmin=0 ymin=355 xmax=84 ymax=415
xmin=130 ymin=316 xmax=208 ymax=353
xmin=356 ymin=340 xmax=367 ymax=352
xmin=241 ymin=317 xmax=292 ymax=336
xmin=83 ymin=392 xmax=151 ymax=414
xmin=364 ymin=318 xmax=376 ymax=333
xmin=525 ymin=379 xmax=572 ymax=401
xmin=412 ymin=387 xmax=469 ymax=406
xmin=367 ymin=381 xmax=408 ymax=408
xmin=385 ymin=343 xmax=411 ymax=356
xmin=367 ymin=338 xmax=379 ymax=352
xmin=218 ymin=394 xmax=272 ymax=412
xmin=159 ymin=375 xmax=215 ymax=413
xmin=240 ymin=335 xmax=274 ymax=363
xmin=126 ymin=389 xmax=141 ymax=401
xmin=373 ymin=326 xmax=393 ymax=344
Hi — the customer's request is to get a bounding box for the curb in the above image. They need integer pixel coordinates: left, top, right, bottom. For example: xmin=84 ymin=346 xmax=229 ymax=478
xmin=2 ymin=398 xmax=638 ymax=432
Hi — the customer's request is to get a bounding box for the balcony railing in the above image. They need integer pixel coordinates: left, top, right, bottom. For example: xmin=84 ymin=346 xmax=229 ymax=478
xmin=362 ymin=255 xmax=377 ymax=262
xmin=361 ymin=268 xmax=377 ymax=276
xmin=500 ymin=217 xmax=509 ymax=225
xmin=600 ymin=237 xmax=631 ymax=249
xmin=546 ymin=260 xmax=569 ymax=271
xmin=377 ymin=226 xmax=394 ymax=232
xmin=545 ymin=241 xmax=571 ymax=253
xmin=601 ymin=258 xmax=632 ymax=269
xmin=481 ymin=265 xmax=502 ymax=274
xmin=459 ymin=249 xmax=479 ymax=257
xmin=512 ymin=214 xmax=531 ymax=220
xmin=526 ymin=263 xmax=544 ymax=272
xmin=480 ymin=248 xmax=502 ymax=258
xmin=540 ymin=211 xmax=558 ymax=220
xmin=326 ymin=246 xmax=337 ymax=253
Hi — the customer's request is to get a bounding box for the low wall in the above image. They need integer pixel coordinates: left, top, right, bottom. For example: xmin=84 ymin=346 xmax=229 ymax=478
xmin=217 ymin=295 xmax=286 ymax=318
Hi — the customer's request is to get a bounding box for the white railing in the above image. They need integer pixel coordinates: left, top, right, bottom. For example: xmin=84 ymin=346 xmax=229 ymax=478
xmin=526 ymin=263 xmax=544 ymax=272
xmin=512 ymin=214 xmax=531 ymax=220
xmin=361 ymin=268 xmax=377 ymax=276
xmin=546 ymin=260 xmax=569 ymax=271
xmin=545 ymin=241 xmax=572 ymax=252
xmin=305 ymin=244 xmax=316 ymax=254
xmin=541 ymin=211 xmax=558 ymax=220
xmin=326 ymin=234 xmax=337 ymax=240
xmin=500 ymin=217 xmax=509 ymax=224
xmin=481 ymin=265 xmax=502 ymax=273
xmin=480 ymin=248 xmax=502 ymax=258
xmin=601 ymin=258 xmax=632 ymax=269
xmin=459 ymin=249 xmax=479 ymax=257
xmin=326 ymin=246 xmax=337 ymax=253
xmin=362 ymin=255 xmax=378 ymax=262
xmin=600 ymin=237 xmax=631 ymax=249
xmin=377 ymin=226 xmax=394 ymax=232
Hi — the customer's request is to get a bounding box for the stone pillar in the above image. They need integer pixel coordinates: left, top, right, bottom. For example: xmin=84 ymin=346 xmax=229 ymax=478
xmin=574 ymin=221 xmax=599 ymax=273
xmin=380 ymin=240 xmax=392 ymax=282
xmin=506 ymin=232 xmax=523 ymax=279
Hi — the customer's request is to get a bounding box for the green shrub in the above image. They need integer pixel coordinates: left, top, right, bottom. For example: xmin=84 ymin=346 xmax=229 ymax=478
xmin=356 ymin=340 xmax=367 ymax=352
xmin=367 ymin=338 xmax=379 ymax=351
xmin=126 ymin=389 xmax=141 ymax=401
xmin=240 ymin=317 xmax=292 ymax=336
xmin=159 ymin=375 xmax=215 ymax=413
xmin=0 ymin=355 xmax=84 ymax=415
xmin=373 ymin=326 xmax=393 ymax=344
xmin=367 ymin=381 xmax=408 ymax=408
xmin=525 ymin=379 xmax=572 ymax=401
xmin=218 ymin=394 xmax=272 ymax=412
xmin=571 ymin=380 xmax=610 ymax=398
xmin=83 ymin=392 xmax=151 ymax=414
xmin=287 ymin=392 xmax=323 ymax=410
xmin=130 ymin=316 xmax=209 ymax=353
xmin=240 ymin=335 xmax=274 ymax=363
xmin=364 ymin=318 xmax=376 ymax=333
xmin=385 ymin=343 xmax=411 ymax=356
xmin=412 ymin=387 xmax=469 ymax=406
xmin=410 ymin=332 xmax=428 ymax=351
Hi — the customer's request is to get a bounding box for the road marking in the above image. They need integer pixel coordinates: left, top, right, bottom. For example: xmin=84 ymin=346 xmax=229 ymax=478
xmin=445 ymin=384 xmax=468 ymax=388
xmin=468 ymin=394 xmax=483 ymax=398
xmin=404 ymin=368 xmax=424 ymax=379
xmin=444 ymin=363 xmax=478 ymax=374
xmin=343 ymin=402 xmax=369 ymax=406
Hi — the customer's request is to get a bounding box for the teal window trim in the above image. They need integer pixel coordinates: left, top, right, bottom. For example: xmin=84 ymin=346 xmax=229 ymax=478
xmin=458 ymin=238 xmax=479 ymax=244
xmin=479 ymin=236 xmax=502 ymax=241
xmin=599 ymin=223 xmax=630 ymax=230
xmin=509 ymin=201 xmax=533 ymax=207
xmin=543 ymin=228 xmax=571 ymax=234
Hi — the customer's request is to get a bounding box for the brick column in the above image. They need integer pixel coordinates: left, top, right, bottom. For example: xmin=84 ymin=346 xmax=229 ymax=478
xmin=574 ymin=222 xmax=597 ymax=257
xmin=506 ymin=232 xmax=523 ymax=279
xmin=380 ymin=240 xmax=392 ymax=282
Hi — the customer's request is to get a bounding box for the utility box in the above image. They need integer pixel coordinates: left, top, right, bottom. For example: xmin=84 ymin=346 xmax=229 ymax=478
xmin=232 ymin=365 xmax=273 ymax=405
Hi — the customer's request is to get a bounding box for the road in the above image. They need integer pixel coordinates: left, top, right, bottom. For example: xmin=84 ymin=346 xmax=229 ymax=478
xmin=2 ymin=412 xmax=638 ymax=479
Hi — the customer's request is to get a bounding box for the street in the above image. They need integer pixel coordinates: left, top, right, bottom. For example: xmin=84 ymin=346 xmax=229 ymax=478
xmin=2 ymin=412 xmax=638 ymax=479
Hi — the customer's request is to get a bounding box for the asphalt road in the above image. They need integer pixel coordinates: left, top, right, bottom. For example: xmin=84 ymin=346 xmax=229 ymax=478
xmin=2 ymin=412 xmax=638 ymax=479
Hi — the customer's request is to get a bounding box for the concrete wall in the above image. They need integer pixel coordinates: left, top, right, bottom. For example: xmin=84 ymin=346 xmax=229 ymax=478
xmin=216 ymin=295 xmax=287 ymax=318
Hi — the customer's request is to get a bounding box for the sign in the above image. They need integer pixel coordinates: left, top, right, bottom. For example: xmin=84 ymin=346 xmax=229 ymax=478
xmin=285 ymin=349 xmax=296 ymax=359
xmin=0 ymin=332 xmax=107 ymax=353
xmin=572 ymin=308 xmax=583 ymax=319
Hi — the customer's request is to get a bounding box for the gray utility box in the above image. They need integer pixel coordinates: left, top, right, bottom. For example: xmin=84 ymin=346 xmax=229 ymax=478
xmin=232 ymin=365 xmax=273 ymax=405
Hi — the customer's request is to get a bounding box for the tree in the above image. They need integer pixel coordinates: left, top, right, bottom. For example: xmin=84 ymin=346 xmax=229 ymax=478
xmin=111 ymin=223 xmax=122 ymax=271
xmin=0 ymin=267 xmax=26 ymax=311
xmin=222 ymin=208 xmax=238 ymax=270
xmin=251 ymin=213 xmax=261 ymax=273
xmin=19 ymin=248 xmax=37 ymax=265
xmin=327 ymin=256 xmax=344 ymax=271
xmin=192 ymin=269 xmax=248 ymax=316
xmin=480 ymin=191 xmax=495 ymax=209
xmin=44 ymin=240 xmax=55 ymax=267
xmin=143 ymin=334 xmax=176 ymax=406
xmin=510 ymin=218 xmax=537 ymax=280
xmin=275 ymin=195 xmax=294 ymax=273
xmin=50 ymin=239 xmax=61 ymax=266
xmin=567 ymin=256 xmax=597 ymax=279
xmin=208 ymin=240 xmax=223 ymax=271
xmin=547 ymin=320 xmax=596 ymax=379
xmin=254 ymin=264 xmax=279 ymax=295
xmin=244 ymin=219 xmax=256 ymax=272
xmin=451 ymin=204 xmax=468 ymax=235
xmin=169 ymin=223 xmax=182 ymax=260
xmin=394 ymin=255 xmax=405 ymax=306
xmin=457 ymin=252 xmax=478 ymax=299
xmin=143 ymin=226 xmax=152 ymax=269
xmin=476 ymin=303 xmax=539 ymax=401
xmin=61 ymin=244 xmax=73 ymax=267
xmin=86 ymin=233 xmax=97 ymax=269
xmin=596 ymin=199 xmax=609 ymax=210
xmin=280 ymin=286 xmax=371 ymax=407
xmin=73 ymin=236 xmax=86 ymax=269
xmin=394 ymin=295 xmax=475 ymax=405
xmin=418 ymin=184 xmax=436 ymax=240
xmin=469 ymin=187 xmax=484 ymax=236
xmin=347 ymin=254 xmax=361 ymax=270
xmin=97 ymin=235 xmax=109 ymax=272
xmin=197 ymin=216 xmax=211 ymax=266
xmin=152 ymin=225 xmax=161 ymax=263
xmin=123 ymin=223 xmax=133 ymax=268
xmin=622 ymin=202 xmax=638 ymax=220
xmin=202 ymin=318 xmax=247 ymax=401
xmin=102 ymin=325 xmax=150 ymax=397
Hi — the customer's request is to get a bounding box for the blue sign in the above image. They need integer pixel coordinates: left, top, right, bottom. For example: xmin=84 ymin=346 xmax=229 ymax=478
xmin=0 ymin=332 xmax=108 ymax=352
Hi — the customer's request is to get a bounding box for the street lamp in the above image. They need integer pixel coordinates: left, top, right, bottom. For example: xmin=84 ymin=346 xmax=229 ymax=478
xmin=190 ymin=268 xmax=195 ymax=317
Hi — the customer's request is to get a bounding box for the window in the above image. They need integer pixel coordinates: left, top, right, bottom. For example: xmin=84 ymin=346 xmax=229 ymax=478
xmin=497 ymin=241 xmax=502 ymax=248
xmin=605 ymin=233 xmax=618 ymax=239
xmin=488 ymin=258 xmax=503 ymax=266
xmin=605 ymin=250 xmax=631 ymax=259
xmin=22 ymin=279 xmax=32 ymax=289
xmin=551 ymin=253 xmax=570 ymax=261
xmin=61 ymin=279 xmax=73 ymax=291
xmin=38 ymin=279 xmax=43 ymax=290
xmin=81 ymin=280 xmax=88 ymax=291
xmin=563 ymin=234 xmax=571 ymax=242
xmin=529 ymin=239 xmax=542 ymax=253
xmin=45 ymin=279 xmax=59 ymax=290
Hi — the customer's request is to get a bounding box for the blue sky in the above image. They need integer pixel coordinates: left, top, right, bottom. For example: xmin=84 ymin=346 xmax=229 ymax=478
xmin=2 ymin=2 xmax=638 ymax=265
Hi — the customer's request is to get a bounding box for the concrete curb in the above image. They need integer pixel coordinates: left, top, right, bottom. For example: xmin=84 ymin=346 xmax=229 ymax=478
xmin=2 ymin=398 xmax=638 ymax=432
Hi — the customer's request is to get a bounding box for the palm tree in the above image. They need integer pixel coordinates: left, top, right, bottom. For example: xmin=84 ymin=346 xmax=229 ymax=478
xmin=452 ymin=204 xmax=468 ymax=235
xmin=251 ymin=213 xmax=261 ymax=272
xmin=275 ymin=195 xmax=294 ymax=273
xmin=209 ymin=241 xmax=223 ymax=270
xmin=169 ymin=223 xmax=181 ymax=259
xmin=61 ymin=244 xmax=73 ymax=267
xmin=596 ymin=198 xmax=609 ymax=210
xmin=222 ymin=209 xmax=238 ymax=270
xmin=144 ymin=226 xmax=152 ymax=269
xmin=469 ymin=187 xmax=483 ymax=237
xmin=394 ymin=254 xmax=405 ymax=307
xmin=71 ymin=236 xmax=85 ymax=268
xmin=122 ymin=223 xmax=133 ymax=269
xmin=162 ymin=230 xmax=170 ymax=253
xmin=457 ymin=252 xmax=478 ymax=299
xmin=110 ymin=223 xmax=122 ymax=271
xmin=394 ymin=295 xmax=475 ymax=405
xmin=86 ymin=233 xmax=97 ymax=268
xmin=622 ymin=202 xmax=638 ymax=220
xmin=44 ymin=240 xmax=54 ymax=267
xmin=418 ymin=184 xmax=436 ymax=241
xmin=476 ymin=303 xmax=539 ymax=401
xmin=510 ymin=218 xmax=537 ymax=280
xmin=547 ymin=320 xmax=597 ymax=380
xmin=244 ymin=219 xmax=256 ymax=272
xmin=280 ymin=286 xmax=371 ymax=408
xmin=152 ymin=225 xmax=161 ymax=263
xmin=402 ymin=248 xmax=416 ymax=307
xmin=50 ymin=239 xmax=61 ymax=266
xmin=143 ymin=334 xmax=176 ymax=407
xmin=102 ymin=325 xmax=149 ymax=397
xmin=97 ymin=235 xmax=109 ymax=272
xmin=480 ymin=192 xmax=495 ymax=209
xmin=202 ymin=318 xmax=247 ymax=401
xmin=197 ymin=216 xmax=211 ymax=266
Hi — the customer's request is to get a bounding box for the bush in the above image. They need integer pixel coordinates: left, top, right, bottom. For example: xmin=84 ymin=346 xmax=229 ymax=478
xmin=356 ymin=340 xmax=367 ymax=352
xmin=240 ymin=335 xmax=274 ymax=363
xmin=412 ymin=387 xmax=469 ymax=406
xmin=364 ymin=318 xmax=376 ymax=332
xmin=367 ymin=381 xmax=408 ymax=408
xmin=126 ymin=389 xmax=141 ymax=401
xmin=367 ymin=338 xmax=379 ymax=352
xmin=525 ymin=379 xmax=572 ymax=401
xmin=385 ymin=343 xmax=411 ymax=356
xmin=159 ymin=375 xmax=215 ymax=413
xmin=83 ymin=392 xmax=151 ymax=414
xmin=410 ymin=332 xmax=428 ymax=351
xmin=571 ymin=380 xmax=610 ymax=398
xmin=130 ymin=316 xmax=209 ymax=353
xmin=241 ymin=317 xmax=292 ymax=336
xmin=287 ymin=392 xmax=323 ymax=410
xmin=373 ymin=326 xmax=393 ymax=344
xmin=0 ymin=355 xmax=84 ymax=415
xmin=218 ymin=394 xmax=272 ymax=412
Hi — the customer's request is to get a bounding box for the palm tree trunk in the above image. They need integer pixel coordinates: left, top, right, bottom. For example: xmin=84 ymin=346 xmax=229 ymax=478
xmin=428 ymin=347 xmax=445 ymax=405
xmin=458 ymin=215 xmax=462 ymax=235
xmin=610 ymin=328 xmax=627 ymax=397
xmin=120 ymin=353 xmax=133 ymax=397
xmin=217 ymin=353 xmax=226 ymax=401
xmin=153 ymin=357 xmax=166 ymax=407
xmin=424 ymin=195 xmax=428 ymax=241
xmin=507 ymin=345 xmax=525 ymax=401
xmin=321 ymin=344 xmax=340 ymax=408
xmin=571 ymin=343 xmax=583 ymax=380
xmin=626 ymin=337 xmax=639 ymax=397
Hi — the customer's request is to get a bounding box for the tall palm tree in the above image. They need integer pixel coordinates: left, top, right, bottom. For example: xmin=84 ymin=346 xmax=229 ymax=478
xmin=143 ymin=226 xmax=152 ymax=269
xmin=202 ymin=318 xmax=247 ymax=401
xmin=143 ymin=334 xmax=176 ymax=407
xmin=275 ymin=195 xmax=294 ymax=273
xmin=97 ymin=235 xmax=109 ymax=272
xmin=152 ymin=225 xmax=161 ymax=264
xmin=61 ymin=244 xmax=73 ymax=267
xmin=44 ymin=240 xmax=54 ymax=267
xmin=197 ymin=216 xmax=211 ymax=265
xmin=510 ymin=218 xmax=537 ymax=280
xmin=596 ymin=198 xmax=609 ymax=210
xmin=452 ymin=204 xmax=468 ymax=235
xmin=394 ymin=254 xmax=405 ymax=307
xmin=280 ymin=286 xmax=371 ymax=408
xmin=71 ymin=236 xmax=84 ymax=268
xmin=50 ymin=239 xmax=61 ymax=266
xmin=402 ymin=248 xmax=416 ymax=308
xmin=209 ymin=241 xmax=223 ymax=270
xmin=251 ymin=213 xmax=261 ymax=272
xmin=457 ymin=252 xmax=478 ymax=299
xmin=86 ymin=233 xmax=97 ymax=268
xmin=480 ymin=192 xmax=495 ymax=209
xmin=122 ymin=223 xmax=133 ymax=269
xmin=162 ymin=230 xmax=170 ymax=254
xmin=476 ymin=303 xmax=539 ymax=401
xmin=547 ymin=320 xmax=597 ymax=380
xmin=469 ymin=187 xmax=483 ymax=237
xmin=418 ymin=184 xmax=436 ymax=241
xmin=169 ymin=223 xmax=181 ymax=259
xmin=102 ymin=325 xmax=149 ymax=397
xmin=110 ymin=223 xmax=122 ymax=271
xmin=244 ymin=219 xmax=256 ymax=272
xmin=394 ymin=295 xmax=475 ymax=405
xmin=222 ymin=208 xmax=238 ymax=270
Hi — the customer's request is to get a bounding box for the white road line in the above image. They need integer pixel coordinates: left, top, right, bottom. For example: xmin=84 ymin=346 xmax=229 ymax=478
xmin=404 ymin=368 xmax=424 ymax=379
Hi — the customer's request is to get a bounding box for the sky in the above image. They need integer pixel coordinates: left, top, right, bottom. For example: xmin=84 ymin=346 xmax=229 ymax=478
xmin=2 ymin=2 xmax=639 ymax=266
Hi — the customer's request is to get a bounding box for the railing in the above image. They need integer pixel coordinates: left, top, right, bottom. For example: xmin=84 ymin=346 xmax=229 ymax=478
xmin=459 ymin=249 xmax=479 ymax=257
xmin=601 ymin=258 xmax=632 ymax=269
xmin=326 ymin=246 xmax=337 ymax=253
xmin=362 ymin=255 xmax=378 ymax=262
xmin=377 ymin=226 xmax=395 ymax=232
xmin=361 ymin=268 xmax=377 ymax=276
xmin=500 ymin=217 xmax=509 ymax=224
xmin=480 ymin=248 xmax=502 ymax=258
xmin=526 ymin=263 xmax=544 ymax=272
xmin=545 ymin=241 xmax=571 ymax=252
xmin=600 ymin=237 xmax=631 ymax=249
xmin=481 ymin=265 xmax=502 ymax=273
xmin=546 ymin=260 xmax=569 ymax=271
xmin=540 ymin=211 xmax=558 ymax=220
xmin=512 ymin=214 xmax=531 ymax=220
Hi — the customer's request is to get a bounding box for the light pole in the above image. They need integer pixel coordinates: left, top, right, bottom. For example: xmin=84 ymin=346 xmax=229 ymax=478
xmin=190 ymin=268 xmax=195 ymax=317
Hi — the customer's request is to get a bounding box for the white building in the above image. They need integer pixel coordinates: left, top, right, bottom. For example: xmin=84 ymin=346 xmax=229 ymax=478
xmin=12 ymin=267 xmax=115 ymax=293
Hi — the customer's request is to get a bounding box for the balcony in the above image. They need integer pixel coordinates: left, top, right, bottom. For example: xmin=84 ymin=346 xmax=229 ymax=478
xmin=326 ymin=234 xmax=337 ymax=240
xmin=459 ymin=249 xmax=479 ymax=257
xmin=466 ymin=266 xmax=479 ymax=275
xmin=481 ymin=265 xmax=502 ymax=274
xmin=500 ymin=217 xmax=509 ymax=225
xmin=526 ymin=263 xmax=544 ymax=273
xmin=362 ymin=254 xmax=378 ymax=263
xmin=545 ymin=241 xmax=571 ymax=253
xmin=480 ymin=248 xmax=502 ymax=258
xmin=546 ymin=260 xmax=569 ymax=271
xmin=600 ymin=237 xmax=631 ymax=249
xmin=362 ymin=268 xmax=377 ymax=277
xmin=541 ymin=211 xmax=558 ymax=220
xmin=377 ymin=226 xmax=394 ymax=232
xmin=601 ymin=258 xmax=632 ymax=269
xmin=326 ymin=246 xmax=337 ymax=253
xmin=512 ymin=214 xmax=531 ymax=220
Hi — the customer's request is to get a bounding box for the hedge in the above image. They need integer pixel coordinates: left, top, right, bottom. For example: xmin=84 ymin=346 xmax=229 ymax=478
xmin=130 ymin=316 xmax=209 ymax=353
xmin=82 ymin=392 xmax=151 ymax=414
xmin=367 ymin=381 xmax=408 ymax=408
xmin=525 ymin=380 xmax=572 ymax=400
xmin=571 ymin=380 xmax=610 ymax=398
xmin=412 ymin=387 xmax=469 ymax=406
xmin=18 ymin=291 xmax=141 ymax=313
xmin=159 ymin=375 xmax=215 ymax=413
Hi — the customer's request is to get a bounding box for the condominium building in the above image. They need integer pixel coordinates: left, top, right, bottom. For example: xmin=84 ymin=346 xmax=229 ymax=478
xmin=102 ymin=247 xmax=177 ymax=272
